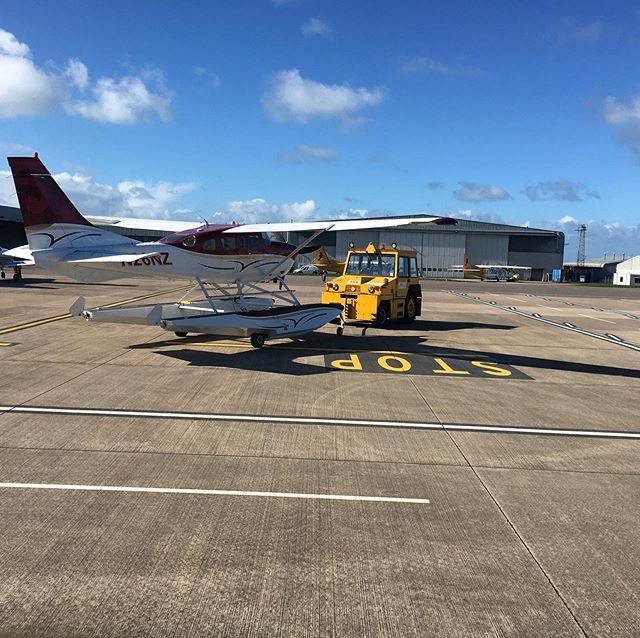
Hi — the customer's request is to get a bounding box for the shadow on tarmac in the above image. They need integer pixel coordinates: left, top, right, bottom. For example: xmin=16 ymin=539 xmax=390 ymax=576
xmin=128 ymin=330 xmax=640 ymax=379
xmin=403 ymin=319 xmax=516 ymax=332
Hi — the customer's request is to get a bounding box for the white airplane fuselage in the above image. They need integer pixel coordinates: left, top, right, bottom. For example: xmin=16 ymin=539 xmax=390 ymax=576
xmin=28 ymin=223 xmax=294 ymax=284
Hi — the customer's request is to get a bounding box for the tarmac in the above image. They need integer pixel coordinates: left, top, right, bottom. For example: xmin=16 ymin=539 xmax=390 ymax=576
xmin=0 ymin=271 xmax=638 ymax=637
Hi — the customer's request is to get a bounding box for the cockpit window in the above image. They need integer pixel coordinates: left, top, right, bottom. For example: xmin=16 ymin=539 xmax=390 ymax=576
xmin=345 ymin=253 xmax=395 ymax=277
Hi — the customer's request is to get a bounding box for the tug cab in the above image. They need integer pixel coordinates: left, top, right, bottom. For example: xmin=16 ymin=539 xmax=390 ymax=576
xmin=321 ymin=242 xmax=421 ymax=333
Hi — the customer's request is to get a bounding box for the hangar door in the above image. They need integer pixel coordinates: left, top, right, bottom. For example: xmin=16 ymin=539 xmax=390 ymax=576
xmin=465 ymin=234 xmax=509 ymax=266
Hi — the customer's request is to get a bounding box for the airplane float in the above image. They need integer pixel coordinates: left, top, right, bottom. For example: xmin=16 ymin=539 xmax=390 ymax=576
xmin=451 ymin=253 xmax=531 ymax=282
xmin=8 ymin=154 xmax=456 ymax=346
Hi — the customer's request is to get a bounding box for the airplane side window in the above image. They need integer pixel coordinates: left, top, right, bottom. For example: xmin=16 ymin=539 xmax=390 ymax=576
xmin=202 ymin=238 xmax=217 ymax=252
xmin=182 ymin=236 xmax=196 ymax=248
xmin=247 ymin=234 xmax=261 ymax=252
xmin=221 ymin=236 xmax=236 ymax=251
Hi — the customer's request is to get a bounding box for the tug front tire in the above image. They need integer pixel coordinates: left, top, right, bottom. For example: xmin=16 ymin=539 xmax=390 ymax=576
xmin=375 ymin=303 xmax=389 ymax=327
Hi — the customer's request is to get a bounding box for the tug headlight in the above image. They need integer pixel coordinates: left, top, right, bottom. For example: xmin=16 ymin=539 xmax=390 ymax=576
xmin=332 ymin=283 xmax=339 ymax=291
xmin=367 ymin=285 xmax=375 ymax=293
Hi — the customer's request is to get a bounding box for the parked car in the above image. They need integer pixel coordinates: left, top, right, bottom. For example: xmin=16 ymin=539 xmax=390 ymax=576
xmin=293 ymin=264 xmax=322 ymax=274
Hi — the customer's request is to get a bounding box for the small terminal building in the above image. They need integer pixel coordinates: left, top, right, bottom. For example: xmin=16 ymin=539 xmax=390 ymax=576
xmin=562 ymin=257 xmax=624 ymax=284
xmin=614 ymin=256 xmax=640 ymax=286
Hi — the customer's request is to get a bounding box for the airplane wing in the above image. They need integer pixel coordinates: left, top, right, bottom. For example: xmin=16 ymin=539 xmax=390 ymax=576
xmin=221 ymin=216 xmax=456 ymax=234
xmin=476 ymin=264 xmax=531 ymax=270
xmin=1 ymin=245 xmax=35 ymax=266
xmin=84 ymin=215 xmax=200 ymax=233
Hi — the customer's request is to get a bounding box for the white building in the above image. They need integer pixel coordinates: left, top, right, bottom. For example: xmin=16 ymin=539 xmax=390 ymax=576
xmin=613 ymin=256 xmax=640 ymax=286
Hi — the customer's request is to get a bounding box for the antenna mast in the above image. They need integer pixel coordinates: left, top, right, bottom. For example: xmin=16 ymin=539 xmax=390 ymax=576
xmin=576 ymin=224 xmax=587 ymax=267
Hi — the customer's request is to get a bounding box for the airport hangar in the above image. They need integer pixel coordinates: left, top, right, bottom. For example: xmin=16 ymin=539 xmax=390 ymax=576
xmin=291 ymin=216 xmax=565 ymax=281
xmin=1 ymin=205 xmax=564 ymax=281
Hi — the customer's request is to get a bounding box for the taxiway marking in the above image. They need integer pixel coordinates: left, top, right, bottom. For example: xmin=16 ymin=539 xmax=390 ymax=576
xmin=0 ymin=404 xmax=638 ymax=440
xmin=0 ymin=482 xmax=429 ymax=504
xmin=578 ymin=314 xmax=616 ymax=324
xmin=450 ymin=292 xmax=640 ymax=352
xmin=0 ymin=286 xmax=190 ymax=336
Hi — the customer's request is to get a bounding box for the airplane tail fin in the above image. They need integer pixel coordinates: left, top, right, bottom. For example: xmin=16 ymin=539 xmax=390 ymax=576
xmin=463 ymin=252 xmax=478 ymax=273
xmin=7 ymin=154 xmax=92 ymax=229
xmin=314 ymin=246 xmax=329 ymax=266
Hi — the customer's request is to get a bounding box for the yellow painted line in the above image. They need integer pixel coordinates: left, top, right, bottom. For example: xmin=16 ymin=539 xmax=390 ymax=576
xmin=0 ymin=285 xmax=190 ymax=336
xmin=189 ymin=341 xmax=414 ymax=355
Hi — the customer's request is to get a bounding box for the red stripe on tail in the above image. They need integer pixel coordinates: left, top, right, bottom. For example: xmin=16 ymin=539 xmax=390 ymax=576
xmin=7 ymin=155 xmax=92 ymax=228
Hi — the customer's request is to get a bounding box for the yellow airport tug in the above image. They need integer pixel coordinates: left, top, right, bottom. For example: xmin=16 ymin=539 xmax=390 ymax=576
xmin=321 ymin=242 xmax=422 ymax=335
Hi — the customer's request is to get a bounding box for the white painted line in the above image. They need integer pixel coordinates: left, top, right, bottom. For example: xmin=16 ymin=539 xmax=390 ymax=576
xmin=450 ymin=291 xmax=640 ymax=352
xmin=0 ymin=405 xmax=639 ymax=440
xmin=0 ymin=482 xmax=429 ymax=504
xmin=578 ymin=314 xmax=616 ymax=324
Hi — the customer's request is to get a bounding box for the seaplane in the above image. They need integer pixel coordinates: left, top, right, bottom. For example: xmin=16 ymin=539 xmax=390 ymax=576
xmin=8 ymin=154 xmax=456 ymax=346
xmin=451 ymin=253 xmax=531 ymax=282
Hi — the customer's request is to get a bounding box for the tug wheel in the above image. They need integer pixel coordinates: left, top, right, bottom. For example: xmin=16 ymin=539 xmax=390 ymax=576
xmin=336 ymin=327 xmax=344 ymax=336
xmin=404 ymin=295 xmax=417 ymax=323
xmin=250 ymin=333 xmax=267 ymax=348
xmin=375 ymin=303 xmax=389 ymax=327
xmin=174 ymin=331 xmax=188 ymax=337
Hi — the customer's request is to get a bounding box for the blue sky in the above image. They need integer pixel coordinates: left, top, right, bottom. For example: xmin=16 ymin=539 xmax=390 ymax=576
xmin=1 ymin=0 xmax=639 ymax=257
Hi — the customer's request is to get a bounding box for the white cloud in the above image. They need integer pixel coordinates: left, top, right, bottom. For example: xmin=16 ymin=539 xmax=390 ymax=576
xmin=0 ymin=142 xmax=35 ymax=153
xmin=0 ymin=44 xmax=59 ymax=117
xmin=522 ymin=180 xmax=588 ymax=202
xmin=226 ymin=197 xmax=320 ymax=224
xmin=453 ymin=182 xmax=510 ymax=202
xmin=0 ymin=28 xmax=30 ymax=56
xmin=262 ymin=69 xmax=386 ymax=126
xmin=302 ymin=18 xmax=334 ymax=39
xmin=64 ymin=58 xmax=89 ymax=90
xmin=67 ymin=75 xmax=172 ymax=124
xmin=603 ymin=95 xmax=640 ymax=126
xmin=549 ymin=216 xmax=640 ymax=258
xmin=603 ymin=94 xmax=640 ymax=161
xmin=0 ymin=28 xmax=173 ymax=124
xmin=546 ymin=18 xmax=606 ymax=45
xmin=281 ymin=143 xmax=339 ymax=163
xmin=400 ymin=57 xmax=485 ymax=77
xmin=194 ymin=66 xmax=221 ymax=88
xmin=0 ymin=168 xmax=195 ymax=219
